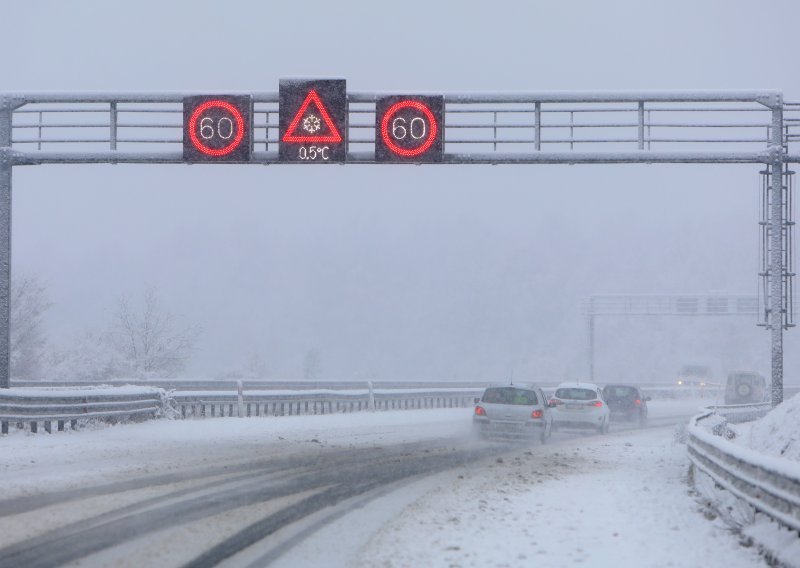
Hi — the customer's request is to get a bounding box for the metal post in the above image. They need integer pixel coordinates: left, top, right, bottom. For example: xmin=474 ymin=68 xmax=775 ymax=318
xmin=367 ymin=380 xmax=375 ymax=412
xmin=588 ymin=313 xmax=595 ymax=382
xmin=770 ymin=103 xmax=785 ymax=407
xmin=109 ymin=102 xmax=117 ymax=151
xmin=638 ymin=101 xmax=645 ymax=150
xmin=236 ymin=379 xmax=244 ymax=417
xmin=587 ymin=295 xmax=596 ymax=382
xmin=0 ymin=99 xmax=12 ymax=389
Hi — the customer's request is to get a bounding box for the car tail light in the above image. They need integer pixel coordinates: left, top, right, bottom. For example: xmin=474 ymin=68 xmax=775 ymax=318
xmin=474 ymin=406 xmax=487 ymax=416
xmin=549 ymin=398 xmax=563 ymax=406
xmin=531 ymin=409 xmax=543 ymax=419
xmin=587 ymin=401 xmax=603 ymax=407
xmin=634 ymin=399 xmax=642 ymax=405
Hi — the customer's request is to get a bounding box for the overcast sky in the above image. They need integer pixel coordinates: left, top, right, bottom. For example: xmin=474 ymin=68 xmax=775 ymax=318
xmin=3 ymin=0 xmax=800 ymax=382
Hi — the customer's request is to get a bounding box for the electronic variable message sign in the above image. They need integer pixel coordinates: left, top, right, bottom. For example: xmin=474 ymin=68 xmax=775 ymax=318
xmin=279 ymin=79 xmax=347 ymax=163
xmin=183 ymin=96 xmax=252 ymax=162
xmin=375 ymin=96 xmax=443 ymax=162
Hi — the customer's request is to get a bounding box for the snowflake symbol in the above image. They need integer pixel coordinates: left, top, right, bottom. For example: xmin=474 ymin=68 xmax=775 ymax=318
xmin=302 ymin=114 xmax=321 ymax=133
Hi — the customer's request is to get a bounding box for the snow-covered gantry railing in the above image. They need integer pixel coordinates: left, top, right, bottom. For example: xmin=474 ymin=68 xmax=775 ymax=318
xmin=687 ymin=410 xmax=800 ymax=534
xmin=5 ymin=90 xmax=785 ymax=165
xmin=0 ymin=386 xmax=166 ymax=434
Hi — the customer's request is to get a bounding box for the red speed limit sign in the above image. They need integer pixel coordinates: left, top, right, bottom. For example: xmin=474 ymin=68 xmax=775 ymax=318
xmin=183 ymin=95 xmax=252 ymax=162
xmin=375 ymin=96 xmax=443 ymax=162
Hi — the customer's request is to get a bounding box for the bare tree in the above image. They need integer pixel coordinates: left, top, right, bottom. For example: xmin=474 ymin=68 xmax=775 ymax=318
xmin=108 ymin=287 xmax=201 ymax=377
xmin=11 ymin=275 xmax=52 ymax=379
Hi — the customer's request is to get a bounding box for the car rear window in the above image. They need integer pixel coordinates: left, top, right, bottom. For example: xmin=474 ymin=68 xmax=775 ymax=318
xmin=481 ymin=388 xmax=538 ymax=405
xmin=554 ymin=388 xmax=597 ymax=401
xmin=731 ymin=374 xmax=762 ymax=385
xmin=603 ymin=386 xmax=638 ymax=399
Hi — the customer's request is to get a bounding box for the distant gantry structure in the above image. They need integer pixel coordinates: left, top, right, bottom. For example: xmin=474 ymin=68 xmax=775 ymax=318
xmin=583 ymin=294 xmax=776 ymax=385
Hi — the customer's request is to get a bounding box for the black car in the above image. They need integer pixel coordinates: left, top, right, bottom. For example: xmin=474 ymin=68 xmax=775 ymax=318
xmin=601 ymin=384 xmax=649 ymax=425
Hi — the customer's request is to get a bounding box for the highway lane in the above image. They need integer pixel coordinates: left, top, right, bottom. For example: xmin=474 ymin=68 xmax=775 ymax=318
xmin=0 ymin=438 xmax=506 ymax=567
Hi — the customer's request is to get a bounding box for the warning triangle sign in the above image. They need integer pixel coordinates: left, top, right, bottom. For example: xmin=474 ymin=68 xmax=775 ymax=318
xmin=282 ymin=90 xmax=343 ymax=143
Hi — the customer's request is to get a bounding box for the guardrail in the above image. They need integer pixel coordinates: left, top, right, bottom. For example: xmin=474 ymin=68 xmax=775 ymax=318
xmin=702 ymin=401 xmax=773 ymax=424
xmin=0 ymin=387 xmax=164 ymax=434
xmin=1 ymin=380 xmax=763 ymax=435
xmin=0 ymin=385 xmax=484 ymax=434
xmin=171 ymin=388 xmax=483 ymax=419
xmin=687 ymin=409 xmax=800 ymax=545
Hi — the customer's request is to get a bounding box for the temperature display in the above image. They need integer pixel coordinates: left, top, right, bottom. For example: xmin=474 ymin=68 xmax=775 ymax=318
xmin=376 ymin=95 xmax=443 ymax=162
xmin=183 ymin=95 xmax=252 ymax=162
xmin=280 ymin=79 xmax=347 ymax=163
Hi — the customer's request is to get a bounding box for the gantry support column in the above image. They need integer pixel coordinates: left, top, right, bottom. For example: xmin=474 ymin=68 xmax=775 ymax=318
xmin=0 ymin=98 xmax=13 ymax=389
xmin=769 ymin=101 xmax=785 ymax=407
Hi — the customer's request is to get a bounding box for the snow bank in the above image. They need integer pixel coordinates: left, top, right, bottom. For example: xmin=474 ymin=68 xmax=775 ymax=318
xmin=739 ymin=393 xmax=800 ymax=461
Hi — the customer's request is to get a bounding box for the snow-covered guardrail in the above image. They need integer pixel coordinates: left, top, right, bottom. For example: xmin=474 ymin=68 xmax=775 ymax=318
xmin=702 ymin=401 xmax=773 ymax=424
xmin=0 ymin=387 xmax=165 ymax=434
xmin=171 ymin=388 xmax=484 ymax=419
xmin=687 ymin=411 xmax=800 ymax=534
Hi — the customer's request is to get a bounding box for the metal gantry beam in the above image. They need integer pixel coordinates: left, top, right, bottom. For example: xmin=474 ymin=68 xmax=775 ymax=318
xmin=0 ymin=90 xmax=796 ymax=401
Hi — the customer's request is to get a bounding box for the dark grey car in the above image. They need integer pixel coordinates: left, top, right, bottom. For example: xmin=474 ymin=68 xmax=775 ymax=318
xmin=602 ymin=384 xmax=649 ymax=425
xmin=472 ymin=384 xmax=553 ymax=442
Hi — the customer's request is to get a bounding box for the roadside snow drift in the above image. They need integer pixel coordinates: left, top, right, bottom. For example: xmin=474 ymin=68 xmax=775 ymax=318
xmin=738 ymin=393 xmax=800 ymax=460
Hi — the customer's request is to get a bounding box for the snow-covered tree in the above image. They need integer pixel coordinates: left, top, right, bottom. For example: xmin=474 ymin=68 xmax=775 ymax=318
xmin=107 ymin=287 xmax=201 ymax=378
xmin=10 ymin=275 xmax=52 ymax=379
xmin=46 ymin=330 xmax=121 ymax=381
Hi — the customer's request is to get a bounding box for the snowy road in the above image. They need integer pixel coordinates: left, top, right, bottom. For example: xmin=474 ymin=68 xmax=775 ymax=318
xmin=0 ymin=399 xmax=764 ymax=567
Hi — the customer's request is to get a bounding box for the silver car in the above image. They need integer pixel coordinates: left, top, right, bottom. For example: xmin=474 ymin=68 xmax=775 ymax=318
xmin=472 ymin=384 xmax=553 ymax=442
xmin=550 ymin=382 xmax=610 ymax=433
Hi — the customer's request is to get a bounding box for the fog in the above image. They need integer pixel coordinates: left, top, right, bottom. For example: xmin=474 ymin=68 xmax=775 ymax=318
xmin=3 ymin=0 xmax=798 ymax=382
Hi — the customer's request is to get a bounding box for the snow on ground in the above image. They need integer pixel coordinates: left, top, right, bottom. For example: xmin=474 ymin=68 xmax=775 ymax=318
xmin=733 ymin=393 xmax=800 ymax=460
xmin=277 ymin=410 xmax=765 ymax=568
xmin=0 ymin=397 xmax=755 ymax=567
xmin=352 ymin=430 xmax=763 ymax=567
xmin=0 ymin=408 xmax=474 ymax=499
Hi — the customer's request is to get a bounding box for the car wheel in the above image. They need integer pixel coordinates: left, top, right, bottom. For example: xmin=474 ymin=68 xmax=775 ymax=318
xmin=598 ymin=418 xmax=609 ymax=434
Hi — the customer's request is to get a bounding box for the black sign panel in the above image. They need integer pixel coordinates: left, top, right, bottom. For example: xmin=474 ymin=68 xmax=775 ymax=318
xmin=279 ymin=79 xmax=347 ymax=163
xmin=183 ymin=95 xmax=252 ymax=162
xmin=375 ymin=95 xmax=443 ymax=162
